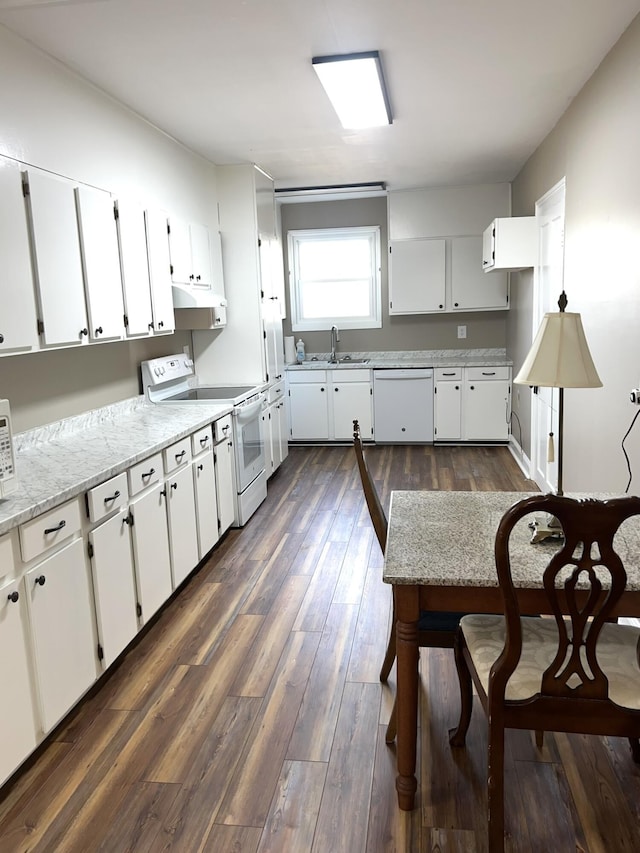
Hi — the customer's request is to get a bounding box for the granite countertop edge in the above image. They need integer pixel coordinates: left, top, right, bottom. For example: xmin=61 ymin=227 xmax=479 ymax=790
xmin=0 ymin=397 xmax=234 ymax=537
xmin=285 ymin=348 xmax=512 ymax=371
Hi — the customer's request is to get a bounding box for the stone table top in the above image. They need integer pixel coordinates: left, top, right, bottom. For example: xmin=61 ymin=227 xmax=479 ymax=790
xmin=383 ymin=490 xmax=640 ymax=591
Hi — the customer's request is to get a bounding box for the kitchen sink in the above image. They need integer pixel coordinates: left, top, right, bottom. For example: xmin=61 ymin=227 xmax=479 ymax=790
xmin=339 ymin=357 xmax=370 ymax=364
xmin=300 ymin=357 xmax=370 ymax=367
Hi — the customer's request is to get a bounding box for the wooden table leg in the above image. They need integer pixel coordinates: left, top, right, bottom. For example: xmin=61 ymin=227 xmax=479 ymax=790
xmin=395 ymin=586 xmax=419 ymax=810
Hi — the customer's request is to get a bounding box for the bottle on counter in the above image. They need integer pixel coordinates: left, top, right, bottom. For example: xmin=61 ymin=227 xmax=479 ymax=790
xmin=296 ymin=339 xmax=306 ymax=364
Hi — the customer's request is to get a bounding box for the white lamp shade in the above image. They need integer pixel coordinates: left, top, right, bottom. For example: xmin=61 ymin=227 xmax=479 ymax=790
xmin=514 ymin=311 xmax=602 ymax=388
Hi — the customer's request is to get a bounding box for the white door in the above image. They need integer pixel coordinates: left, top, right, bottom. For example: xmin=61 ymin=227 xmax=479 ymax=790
xmin=0 ymin=576 xmax=38 ymax=785
xmin=332 ymin=382 xmax=373 ymax=440
xmin=89 ymin=509 xmax=139 ymax=668
xmin=116 ymin=198 xmax=154 ymax=337
xmin=168 ymin=216 xmax=192 ymax=284
xmin=434 ymin=382 xmax=462 ymax=440
xmin=26 ymin=539 xmax=97 ymax=733
xmin=193 ymin=452 xmax=219 ymax=558
xmin=0 ymin=160 xmax=39 ymax=354
xmin=145 ymin=208 xmax=175 ymax=334
xmin=75 ymin=185 xmax=125 ymax=342
xmin=530 ymin=180 xmax=565 ymax=492
xmin=25 ymin=169 xmax=88 ymax=347
xmin=389 ymin=239 xmax=446 ymax=314
xmin=130 ymin=483 xmax=173 ymax=623
xmin=189 ymin=222 xmax=212 ymax=285
xmin=215 ymin=436 xmax=236 ymax=536
xmin=165 ymin=463 xmax=199 ymax=588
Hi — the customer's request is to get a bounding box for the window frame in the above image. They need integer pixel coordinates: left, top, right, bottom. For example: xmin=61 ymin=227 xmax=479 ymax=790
xmin=287 ymin=225 xmax=382 ymax=332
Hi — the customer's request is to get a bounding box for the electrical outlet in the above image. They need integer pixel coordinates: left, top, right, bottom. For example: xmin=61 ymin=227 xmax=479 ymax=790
xmin=457 ymin=325 xmax=467 ymax=340
xmin=630 ymin=388 xmax=640 ymax=405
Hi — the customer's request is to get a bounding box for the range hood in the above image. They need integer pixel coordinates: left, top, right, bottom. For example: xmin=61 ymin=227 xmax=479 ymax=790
xmin=172 ymin=284 xmax=227 ymax=310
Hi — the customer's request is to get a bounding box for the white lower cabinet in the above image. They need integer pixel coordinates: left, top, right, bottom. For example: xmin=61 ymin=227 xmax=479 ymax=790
xmin=193 ymin=442 xmax=219 ymax=559
xmin=262 ymin=382 xmax=289 ymax=476
xmin=434 ymin=369 xmax=462 ymax=441
xmin=26 ymin=538 xmax=98 ymax=734
xmin=464 ymin=368 xmax=511 ymax=441
xmin=88 ymin=509 xmax=139 ymax=669
xmin=0 ymin=575 xmax=38 ymax=786
xmin=165 ymin=460 xmax=199 ymax=588
xmin=288 ymin=369 xmax=372 ymax=441
xmin=129 ymin=483 xmax=173 ymax=624
xmin=214 ymin=415 xmax=236 ymax=536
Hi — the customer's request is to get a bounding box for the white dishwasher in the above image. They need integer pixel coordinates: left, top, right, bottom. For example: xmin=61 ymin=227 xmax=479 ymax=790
xmin=373 ymin=368 xmax=434 ymax=443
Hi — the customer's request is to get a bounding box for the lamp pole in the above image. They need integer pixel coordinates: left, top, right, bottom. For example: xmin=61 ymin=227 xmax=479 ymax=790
xmin=556 ymin=290 xmax=567 ymax=497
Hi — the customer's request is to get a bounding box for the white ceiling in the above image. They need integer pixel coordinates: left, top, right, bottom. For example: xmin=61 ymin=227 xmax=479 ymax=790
xmin=1 ymin=0 xmax=639 ymax=190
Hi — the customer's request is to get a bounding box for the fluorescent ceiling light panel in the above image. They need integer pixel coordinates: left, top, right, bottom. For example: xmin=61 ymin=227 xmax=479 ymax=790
xmin=312 ymin=51 xmax=392 ymax=129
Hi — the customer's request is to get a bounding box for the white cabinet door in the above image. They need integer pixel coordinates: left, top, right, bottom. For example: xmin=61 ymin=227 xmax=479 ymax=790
xmin=451 ymin=236 xmax=508 ymax=311
xmin=189 ymin=222 xmax=212 ymax=285
xmin=288 ymin=384 xmax=330 ymax=440
xmin=24 ymin=169 xmax=88 ymax=347
xmin=75 ymin=186 xmax=125 ymax=341
xmin=168 ymin=217 xmax=192 ymax=285
xmin=434 ymin=381 xmax=462 ymax=441
xmin=332 ymin=382 xmax=373 ymax=440
xmin=215 ymin=435 xmax=236 ymax=537
xmin=274 ymin=401 xmax=289 ymax=470
xmin=26 ymin=538 xmax=97 ymax=733
xmin=129 ymin=483 xmax=173 ymax=624
xmin=261 ymin=405 xmax=275 ymax=477
xmin=145 ymin=208 xmax=175 ymax=334
xmin=464 ymin=379 xmax=510 ymax=441
xmin=165 ymin=463 xmax=199 ymax=588
xmin=88 ymin=509 xmax=139 ymax=669
xmin=0 ymin=576 xmax=38 ymax=786
xmin=193 ymin=451 xmax=219 ymax=558
xmin=389 ymin=239 xmax=446 ymax=314
xmin=115 ymin=198 xmax=154 ymax=337
xmin=0 ymin=159 xmax=39 ymax=355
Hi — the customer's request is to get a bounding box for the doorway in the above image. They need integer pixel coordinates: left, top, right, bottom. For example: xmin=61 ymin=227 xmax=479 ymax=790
xmin=530 ymin=178 xmax=566 ymax=492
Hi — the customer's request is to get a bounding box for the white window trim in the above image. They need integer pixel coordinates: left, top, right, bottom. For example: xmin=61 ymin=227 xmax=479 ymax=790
xmin=288 ymin=226 xmax=382 ymax=332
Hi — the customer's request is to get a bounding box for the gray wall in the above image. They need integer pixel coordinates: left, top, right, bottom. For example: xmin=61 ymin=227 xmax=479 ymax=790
xmin=509 ymin=12 xmax=640 ymax=492
xmin=280 ymin=197 xmax=507 ymax=355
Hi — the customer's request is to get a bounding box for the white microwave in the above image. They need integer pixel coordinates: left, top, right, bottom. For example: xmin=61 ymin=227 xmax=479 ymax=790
xmin=0 ymin=399 xmax=16 ymax=498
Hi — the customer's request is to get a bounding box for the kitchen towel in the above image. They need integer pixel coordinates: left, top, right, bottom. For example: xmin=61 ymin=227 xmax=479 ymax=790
xmin=284 ymin=336 xmax=296 ymax=364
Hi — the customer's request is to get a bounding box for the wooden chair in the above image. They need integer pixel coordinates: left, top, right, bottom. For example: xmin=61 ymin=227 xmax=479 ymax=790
xmin=449 ymin=493 xmax=640 ymax=852
xmin=352 ymin=419 xmax=464 ymax=743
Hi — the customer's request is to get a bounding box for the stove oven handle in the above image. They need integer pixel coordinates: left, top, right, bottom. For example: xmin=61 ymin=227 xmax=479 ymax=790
xmin=233 ymin=395 xmax=264 ymax=424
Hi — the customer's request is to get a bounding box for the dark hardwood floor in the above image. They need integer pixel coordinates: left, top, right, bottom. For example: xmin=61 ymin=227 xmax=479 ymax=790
xmin=1 ymin=444 xmax=639 ymax=852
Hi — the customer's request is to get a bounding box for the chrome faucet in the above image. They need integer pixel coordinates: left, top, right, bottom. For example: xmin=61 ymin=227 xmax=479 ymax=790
xmin=330 ymin=325 xmax=340 ymax=363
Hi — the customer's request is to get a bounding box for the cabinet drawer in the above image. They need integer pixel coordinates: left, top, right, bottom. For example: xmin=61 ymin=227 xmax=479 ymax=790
xmin=19 ymin=497 xmax=83 ymax=563
xmin=435 ymin=367 xmax=462 ymax=381
xmin=163 ymin=437 xmax=192 ymax=474
xmin=287 ymin=370 xmax=327 ymax=384
xmin=128 ymin=453 xmax=162 ymax=497
xmin=214 ymin=414 xmax=233 ymax=443
xmin=329 ymin=369 xmax=370 ymax=383
xmin=465 ymin=366 xmax=510 ymax=381
xmin=268 ymin=380 xmax=285 ymax=404
xmin=86 ymin=472 xmax=129 ymax=523
xmin=192 ymin=425 xmax=213 ymax=456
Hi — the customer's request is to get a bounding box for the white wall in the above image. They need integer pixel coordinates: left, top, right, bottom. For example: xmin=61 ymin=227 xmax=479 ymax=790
xmin=510 ymin=13 xmax=640 ymax=494
xmin=0 ymin=25 xmax=221 ymax=431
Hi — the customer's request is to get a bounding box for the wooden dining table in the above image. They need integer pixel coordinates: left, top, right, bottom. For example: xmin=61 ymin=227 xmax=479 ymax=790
xmin=383 ymin=490 xmax=640 ymax=811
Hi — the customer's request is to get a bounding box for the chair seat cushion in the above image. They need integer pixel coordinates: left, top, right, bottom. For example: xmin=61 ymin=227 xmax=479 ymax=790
xmin=460 ymin=614 xmax=640 ymax=708
xmin=418 ymin=610 xmax=464 ymax=633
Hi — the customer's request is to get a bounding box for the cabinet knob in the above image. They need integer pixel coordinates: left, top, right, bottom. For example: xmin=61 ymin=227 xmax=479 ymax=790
xmin=170 ymin=482 xmax=178 ymax=490
xmin=148 ymin=322 xmax=155 ymax=330
xmin=196 ymin=275 xmax=201 ymax=282
xmin=158 ymin=321 xmax=164 ymax=329
xmin=95 ymin=326 xmax=103 ymax=335
xmin=160 ymin=488 xmax=167 ymax=497
xmin=44 ymin=519 xmax=66 ymax=535
xmin=439 ymin=304 xmax=443 ymax=309
xmin=454 ymin=302 xmax=459 ymax=307
xmin=7 ymin=590 xmax=19 ymax=603
xmin=175 ymin=450 xmax=186 ymax=462
xmin=197 ymin=463 xmax=204 ymax=471
xmin=470 ymin=385 xmax=475 ymax=391
xmin=104 ymin=490 xmax=120 ymax=505
xmin=141 ymin=468 xmax=155 ymax=480
xmin=0 ymin=334 xmax=4 ymax=344
xmin=320 ymin=387 xmax=325 ymax=392
xmin=455 ymin=385 xmax=460 ymax=390
xmin=199 ymin=436 xmax=209 ymax=446
xmin=189 ymin=274 xmax=194 ymax=281
xmin=334 ymin=387 xmax=339 ymax=392
xmin=35 ymin=575 xmax=46 ymax=587
xmin=80 ymin=328 xmax=88 ymax=337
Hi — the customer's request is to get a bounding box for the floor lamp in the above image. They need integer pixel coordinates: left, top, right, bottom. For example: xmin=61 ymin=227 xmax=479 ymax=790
xmin=514 ymin=290 xmax=602 ymax=542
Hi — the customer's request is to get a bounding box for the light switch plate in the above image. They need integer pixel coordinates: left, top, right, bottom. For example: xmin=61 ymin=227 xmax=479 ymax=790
xmin=457 ymin=325 xmax=467 ymax=339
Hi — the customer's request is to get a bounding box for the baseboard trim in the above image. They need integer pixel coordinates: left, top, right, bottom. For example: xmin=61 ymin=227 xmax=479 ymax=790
xmin=509 ymin=436 xmax=531 ymax=481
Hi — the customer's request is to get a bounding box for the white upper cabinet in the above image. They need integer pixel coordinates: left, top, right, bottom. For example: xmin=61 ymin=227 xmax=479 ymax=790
xmin=0 ymin=158 xmax=39 ymax=355
xmin=168 ymin=217 xmax=213 ymax=286
xmin=482 ymin=217 xmax=537 ymax=271
xmin=24 ymin=168 xmax=89 ymax=347
xmin=389 ymin=238 xmax=446 ymax=314
xmin=145 ymin=208 xmax=175 ymax=334
xmin=115 ymin=197 xmax=154 ymax=337
xmin=75 ymin=185 xmax=125 ymax=342
xmin=451 ymin=236 xmax=508 ymax=311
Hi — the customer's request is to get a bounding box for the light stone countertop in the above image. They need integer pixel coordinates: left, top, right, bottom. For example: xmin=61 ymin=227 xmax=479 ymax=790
xmin=0 ymin=396 xmax=233 ymax=537
xmin=384 ymin=490 xmax=640 ymax=591
xmin=285 ymin=347 xmax=512 ymax=371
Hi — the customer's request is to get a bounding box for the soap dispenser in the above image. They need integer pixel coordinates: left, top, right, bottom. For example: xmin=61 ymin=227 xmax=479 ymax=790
xmin=296 ymin=339 xmax=305 ymax=364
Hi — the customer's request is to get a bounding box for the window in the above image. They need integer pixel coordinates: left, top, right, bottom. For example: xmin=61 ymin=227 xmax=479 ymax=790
xmin=288 ymin=226 xmax=382 ymax=331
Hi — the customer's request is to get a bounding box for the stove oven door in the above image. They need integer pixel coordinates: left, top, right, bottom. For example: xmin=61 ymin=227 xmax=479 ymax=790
xmin=233 ymin=396 xmax=265 ymax=493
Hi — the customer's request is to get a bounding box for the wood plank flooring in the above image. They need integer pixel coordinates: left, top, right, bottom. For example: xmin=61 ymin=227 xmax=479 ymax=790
xmin=2 ymin=444 xmax=640 ymax=852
